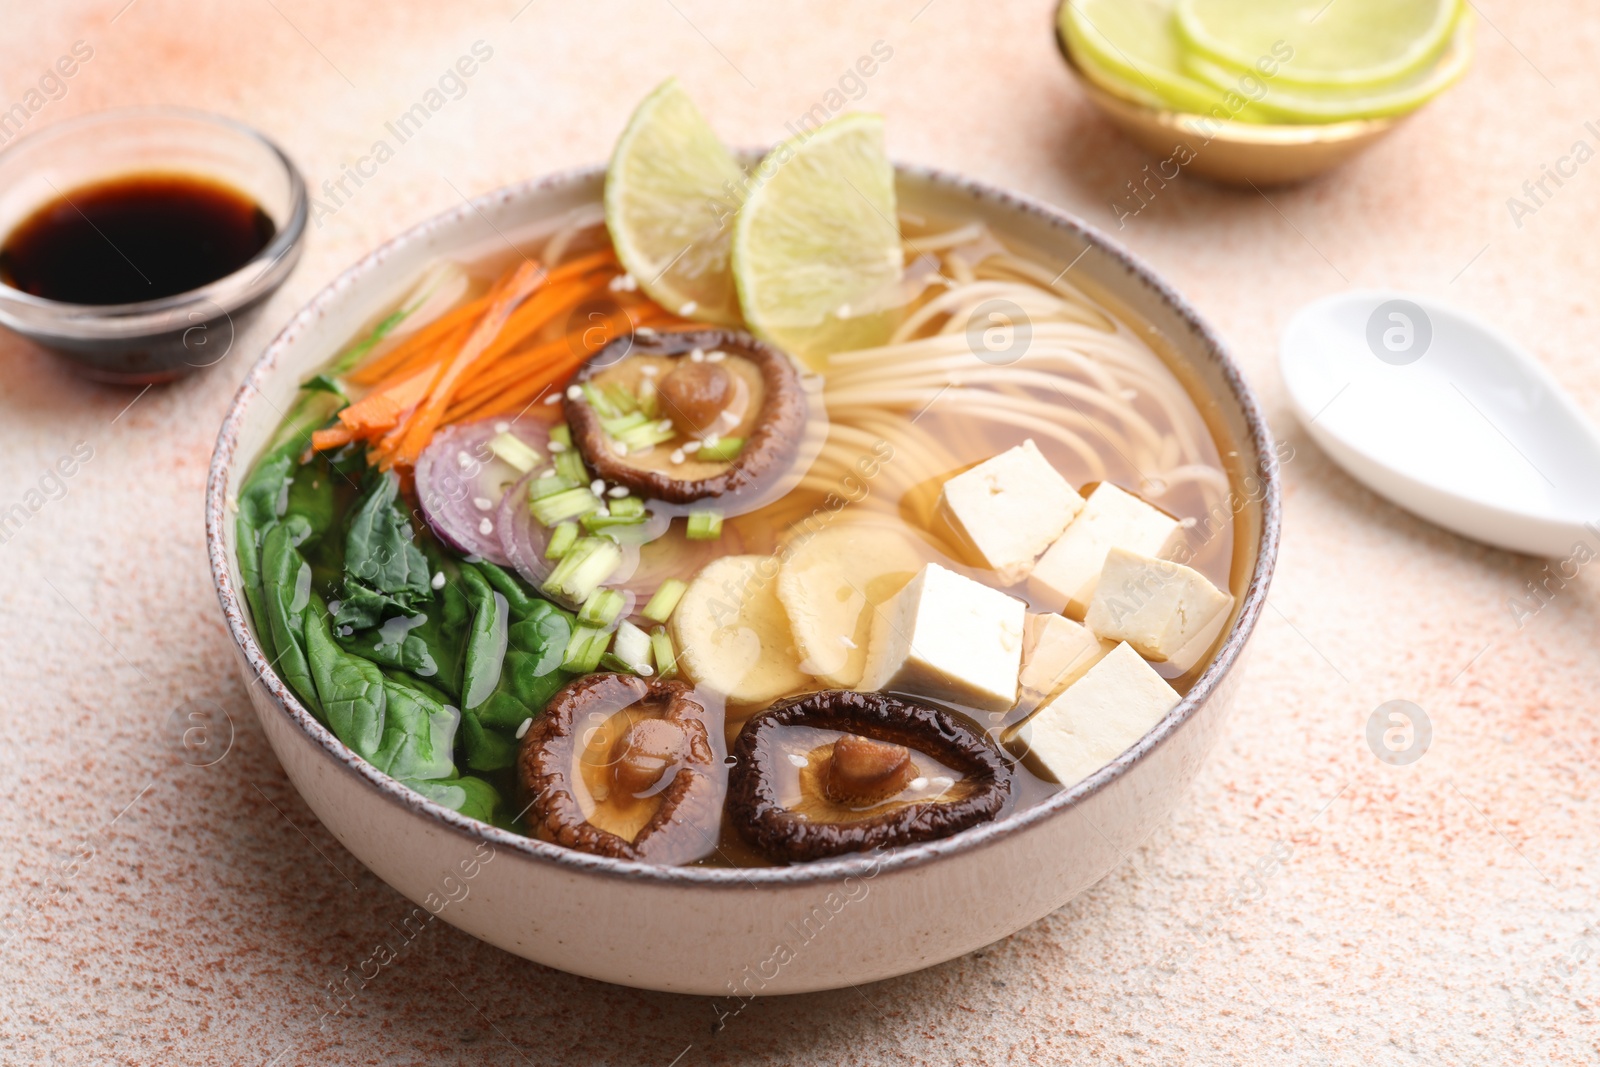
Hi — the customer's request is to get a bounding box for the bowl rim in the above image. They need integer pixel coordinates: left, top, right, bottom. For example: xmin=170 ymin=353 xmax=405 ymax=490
xmin=205 ymin=160 xmax=1281 ymax=888
xmin=0 ymin=105 xmax=308 ymax=335
xmin=1050 ymin=1 xmax=1401 ymax=144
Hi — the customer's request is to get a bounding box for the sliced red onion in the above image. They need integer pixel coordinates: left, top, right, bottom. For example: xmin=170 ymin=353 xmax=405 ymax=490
xmin=415 ymin=417 xmax=553 ymax=565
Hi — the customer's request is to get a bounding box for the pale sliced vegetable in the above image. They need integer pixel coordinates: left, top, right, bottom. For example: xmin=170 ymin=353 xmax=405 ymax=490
xmin=776 ymin=522 xmax=927 ymax=687
xmin=604 ymin=77 xmax=746 ymax=325
xmin=731 ymin=113 xmax=903 ymax=366
xmin=670 ymin=555 xmax=810 ymax=705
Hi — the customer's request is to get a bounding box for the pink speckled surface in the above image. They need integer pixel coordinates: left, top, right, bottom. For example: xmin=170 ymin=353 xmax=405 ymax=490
xmin=2 ymin=2 xmax=1597 ymax=1064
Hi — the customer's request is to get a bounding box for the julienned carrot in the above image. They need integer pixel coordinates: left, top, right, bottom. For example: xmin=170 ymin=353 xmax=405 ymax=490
xmin=349 ymin=251 xmax=614 ymax=388
xmin=311 ymin=425 xmax=357 ymax=451
xmin=347 ymin=294 xmax=490 ymax=386
xmin=337 ymin=364 xmax=436 ymax=433
xmin=388 ymin=260 xmax=548 ymax=468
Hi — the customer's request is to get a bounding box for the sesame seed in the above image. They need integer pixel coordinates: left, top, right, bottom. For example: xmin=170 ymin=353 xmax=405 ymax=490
xmin=689 ymin=348 xmax=705 ymax=362
xmin=548 ymin=441 xmax=567 ymax=453
xmin=640 ymin=365 xmax=659 ymax=377
xmin=540 ymin=468 xmax=556 ymax=478
xmin=787 ymin=753 xmax=809 ymax=768
xmin=909 ymin=777 xmax=928 ymax=791
xmin=478 ymin=518 xmax=494 ymax=535
xmin=635 ymin=327 xmax=657 ymax=338
xmin=612 ymin=441 xmax=628 ymax=456
xmin=544 ymin=392 xmax=562 ymax=405
xmin=705 ymin=349 xmax=726 ymax=363
xmin=680 ymin=300 xmax=697 ymax=316
xmin=494 ymin=421 xmax=511 ymax=433
xmin=681 ymin=440 xmax=701 ymax=454
xmin=473 ymin=497 xmax=493 ymax=511
xmin=607 ymin=486 xmax=629 ymax=499
xmin=566 ymin=385 xmax=583 ymax=400
xmin=637 ymin=664 xmax=655 ymax=677
xmin=431 ymin=572 xmax=446 ymax=590
xmin=589 ymin=479 xmax=605 ymax=496
xmin=670 ymin=449 xmax=685 ymax=465
xmin=515 ymin=717 xmax=533 ymax=739
xmin=456 ymin=451 xmax=473 ymax=469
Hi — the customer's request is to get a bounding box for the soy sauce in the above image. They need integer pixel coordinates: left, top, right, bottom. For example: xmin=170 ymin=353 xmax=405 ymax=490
xmin=0 ymin=173 xmax=275 ymax=305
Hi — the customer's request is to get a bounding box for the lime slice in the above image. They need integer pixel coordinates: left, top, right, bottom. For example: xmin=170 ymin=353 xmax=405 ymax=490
xmin=1175 ymin=0 xmax=1460 ymax=90
xmin=731 ymin=113 xmax=904 ymax=365
xmin=1061 ymin=0 xmax=1278 ymax=122
xmin=1186 ymin=9 xmax=1474 ymax=122
xmin=605 ymin=77 xmax=746 ymax=325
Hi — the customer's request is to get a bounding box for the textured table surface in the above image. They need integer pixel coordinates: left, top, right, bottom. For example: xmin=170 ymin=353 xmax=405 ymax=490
xmin=2 ymin=2 xmax=1597 ymax=1064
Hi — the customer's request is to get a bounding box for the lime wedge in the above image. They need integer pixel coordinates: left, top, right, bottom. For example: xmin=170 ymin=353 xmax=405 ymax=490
xmin=1061 ymin=0 xmax=1274 ymax=121
xmin=1187 ymin=9 xmax=1474 ymax=122
xmin=1175 ymin=0 xmax=1460 ymax=89
xmin=605 ymin=77 xmax=746 ymax=325
xmin=731 ymin=113 xmax=904 ymax=365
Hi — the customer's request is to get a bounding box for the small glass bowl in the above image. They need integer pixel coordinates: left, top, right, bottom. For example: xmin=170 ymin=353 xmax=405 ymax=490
xmin=0 ymin=107 xmax=307 ymax=383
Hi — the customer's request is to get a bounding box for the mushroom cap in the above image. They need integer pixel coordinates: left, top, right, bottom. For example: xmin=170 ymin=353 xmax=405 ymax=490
xmin=519 ymin=673 xmax=723 ymax=865
xmin=727 ymin=690 xmax=1013 ymax=862
xmin=567 ymin=328 xmax=808 ymax=506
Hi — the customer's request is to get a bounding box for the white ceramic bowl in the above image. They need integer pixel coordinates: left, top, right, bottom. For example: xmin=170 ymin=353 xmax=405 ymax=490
xmin=206 ymin=163 xmax=1281 ymax=995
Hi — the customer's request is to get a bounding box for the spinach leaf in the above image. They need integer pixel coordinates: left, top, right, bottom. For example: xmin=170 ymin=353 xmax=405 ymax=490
xmin=401 ymin=775 xmax=502 ymax=823
xmin=476 ymin=560 xmax=539 ymax=618
xmin=475 ymin=599 xmax=575 ymax=729
xmin=336 ymin=470 xmax=433 ymax=628
xmin=459 ymin=598 xmax=575 ymax=772
xmin=372 ymin=677 xmax=459 ymax=781
xmin=260 ymin=516 xmax=322 ymax=715
xmin=336 ymin=552 xmax=470 ymax=693
xmin=460 ymin=566 xmax=510 ymax=710
xmin=305 ymin=605 xmax=386 ymax=759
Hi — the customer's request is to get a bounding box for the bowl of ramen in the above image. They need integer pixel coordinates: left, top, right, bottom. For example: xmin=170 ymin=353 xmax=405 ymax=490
xmin=206 ymin=81 xmax=1279 ymax=994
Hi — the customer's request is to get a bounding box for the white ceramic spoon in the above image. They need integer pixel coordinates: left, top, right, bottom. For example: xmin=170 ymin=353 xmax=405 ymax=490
xmin=1280 ymin=290 xmax=1600 ymax=557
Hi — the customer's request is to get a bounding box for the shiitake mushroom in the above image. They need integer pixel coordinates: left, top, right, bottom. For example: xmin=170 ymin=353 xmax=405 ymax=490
xmin=726 ymin=690 xmax=1013 ymax=862
xmin=518 ymin=673 xmax=722 ymax=865
xmin=566 ymin=328 xmax=807 ymax=507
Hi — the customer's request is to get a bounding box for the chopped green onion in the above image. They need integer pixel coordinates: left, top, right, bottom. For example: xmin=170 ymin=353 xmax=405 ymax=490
xmin=609 ymin=496 xmax=645 ymax=519
xmin=582 ymin=508 xmax=648 ymax=535
xmin=615 ymin=419 xmax=678 ymax=452
xmin=488 ymin=432 xmax=542 ymax=474
xmin=612 ymin=621 xmax=653 ymax=674
xmin=528 ymin=473 xmax=576 ymax=501
xmin=577 ymin=588 xmax=627 ymax=628
xmin=641 ymin=578 xmax=687 ymax=624
xmin=554 ymin=447 xmax=587 ymax=484
xmin=580 ymin=383 xmax=620 ymax=419
xmin=685 ymin=509 xmax=723 ymax=541
xmin=600 ymin=411 xmax=651 ymax=436
xmin=529 ymin=487 xmax=603 ymax=526
xmin=542 ymin=537 xmax=622 ymax=603
xmin=695 ymin=436 xmax=744 ymax=462
xmin=650 ymin=627 xmax=678 ymax=679
xmin=549 ymin=423 xmax=572 ymax=448
xmin=603 ymin=382 xmax=639 ymax=415
xmin=562 ymin=625 xmax=611 ymax=673
xmin=544 ymin=521 xmax=579 ymax=560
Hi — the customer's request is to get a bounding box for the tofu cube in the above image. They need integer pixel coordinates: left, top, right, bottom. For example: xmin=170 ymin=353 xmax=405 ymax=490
xmin=1005 ymin=642 xmax=1180 ymax=786
xmin=1084 ymin=548 xmax=1232 ymax=662
xmin=937 ymin=440 xmax=1084 ymax=586
xmin=1017 ymin=612 xmax=1116 ymax=712
xmin=861 ymin=562 xmax=1026 ymax=713
xmin=1027 ymin=482 xmax=1181 ymax=619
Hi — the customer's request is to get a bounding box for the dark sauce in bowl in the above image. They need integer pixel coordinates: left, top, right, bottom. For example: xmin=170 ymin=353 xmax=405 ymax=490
xmin=0 ymin=172 xmax=275 ymax=305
